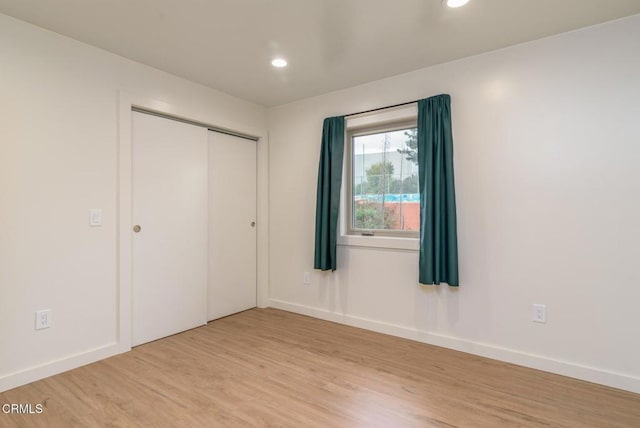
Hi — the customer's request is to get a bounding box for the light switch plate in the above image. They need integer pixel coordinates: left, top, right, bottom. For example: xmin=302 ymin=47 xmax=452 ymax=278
xmin=89 ymin=209 xmax=102 ymax=227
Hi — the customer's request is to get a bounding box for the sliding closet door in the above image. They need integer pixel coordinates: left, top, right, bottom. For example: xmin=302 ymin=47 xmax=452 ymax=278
xmin=208 ymin=131 xmax=257 ymax=320
xmin=132 ymin=111 xmax=208 ymax=346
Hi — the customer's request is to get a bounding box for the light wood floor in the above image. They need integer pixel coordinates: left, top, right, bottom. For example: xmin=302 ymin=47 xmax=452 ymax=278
xmin=1 ymin=309 xmax=639 ymax=427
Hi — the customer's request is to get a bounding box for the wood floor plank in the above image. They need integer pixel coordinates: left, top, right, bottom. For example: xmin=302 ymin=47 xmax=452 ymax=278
xmin=1 ymin=308 xmax=639 ymax=427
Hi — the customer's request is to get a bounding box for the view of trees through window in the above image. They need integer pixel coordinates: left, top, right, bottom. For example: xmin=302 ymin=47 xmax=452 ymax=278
xmin=352 ymin=127 xmax=419 ymax=232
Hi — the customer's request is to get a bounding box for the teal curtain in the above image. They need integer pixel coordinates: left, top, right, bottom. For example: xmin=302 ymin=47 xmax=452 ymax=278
xmin=418 ymin=95 xmax=459 ymax=286
xmin=314 ymin=116 xmax=345 ymax=271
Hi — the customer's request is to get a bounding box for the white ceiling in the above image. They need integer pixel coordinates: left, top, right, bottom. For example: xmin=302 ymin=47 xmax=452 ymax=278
xmin=1 ymin=0 xmax=639 ymax=107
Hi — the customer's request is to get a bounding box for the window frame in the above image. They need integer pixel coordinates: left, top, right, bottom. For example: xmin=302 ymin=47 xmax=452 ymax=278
xmin=345 ymin=118 xmax=419 ymax=239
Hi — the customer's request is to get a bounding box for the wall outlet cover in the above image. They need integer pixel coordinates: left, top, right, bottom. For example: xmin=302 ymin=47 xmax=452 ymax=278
xmin=532 ymin=304 xmax=546 ymax=323
xmin=35 ymin=309 xmax=52 ymax=330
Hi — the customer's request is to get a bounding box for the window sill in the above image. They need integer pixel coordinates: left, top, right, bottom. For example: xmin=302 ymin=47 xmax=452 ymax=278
xmin=337 ymin=234 xmax=419 ymax=251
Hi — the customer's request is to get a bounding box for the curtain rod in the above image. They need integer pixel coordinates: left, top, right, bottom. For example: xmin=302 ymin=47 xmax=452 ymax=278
xmin=344 ymin=99 xmax=419 ymax=118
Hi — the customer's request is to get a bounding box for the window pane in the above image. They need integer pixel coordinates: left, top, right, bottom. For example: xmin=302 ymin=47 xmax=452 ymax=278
xmin=352 ymin=128 xmax=419 ymax=232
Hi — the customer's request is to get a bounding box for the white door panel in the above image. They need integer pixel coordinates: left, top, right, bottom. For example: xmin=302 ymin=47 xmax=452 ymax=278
xmin=132 ymin=111 xmax=208 ymax=346
xmin=208 ymin=131 xmax=256 ymax=320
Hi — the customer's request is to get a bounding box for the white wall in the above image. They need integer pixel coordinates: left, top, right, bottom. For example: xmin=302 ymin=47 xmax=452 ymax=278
xmin=2 ymin=9 xmax=639 ymax=395
xmin=268 ymin=15 xmax=640 ymax=393
xmin=0 ymin=13 xmax=268 ymax=391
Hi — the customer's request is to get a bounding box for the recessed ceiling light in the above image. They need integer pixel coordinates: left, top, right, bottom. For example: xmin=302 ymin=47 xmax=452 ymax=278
xmin=443 ymin=0 xmax=470 ymax=8
xmin=271 ymin=58 xmax=288 ymax=68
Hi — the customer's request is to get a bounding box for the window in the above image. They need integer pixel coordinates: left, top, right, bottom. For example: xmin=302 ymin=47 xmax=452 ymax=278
xmin=347 ymin=120 xmax=419 ymax=237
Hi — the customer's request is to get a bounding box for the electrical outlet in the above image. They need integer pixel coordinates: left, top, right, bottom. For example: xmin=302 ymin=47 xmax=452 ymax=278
xmin=89 ymin=209 xmax=102 ymax=227
xmin=35 ymin=309 xmax=52 ymax=330
xmin=532 ymin=304 xmax=546 ymax=323
xmin=303 ymin=271 xmax=311 ymax=286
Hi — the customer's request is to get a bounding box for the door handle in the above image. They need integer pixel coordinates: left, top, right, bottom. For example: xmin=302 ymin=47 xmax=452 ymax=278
xmin=250 ymin=221 xmax=256 ymax=227
xmin=133 ymin=225 xmax=142 ymax=233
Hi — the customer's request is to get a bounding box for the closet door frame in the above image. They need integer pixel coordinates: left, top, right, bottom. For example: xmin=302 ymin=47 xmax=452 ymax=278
xmin=117 ymin=92 xmax=265 ymax=354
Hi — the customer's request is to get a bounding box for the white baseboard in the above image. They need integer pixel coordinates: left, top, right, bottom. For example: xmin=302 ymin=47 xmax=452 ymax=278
xmin=268 ymin=298 xmax=640 ymax=394
xmin=4 ymin=303 xmax=638 ymax=395
xmin=0 ymin=342 xmax=126 ymax=393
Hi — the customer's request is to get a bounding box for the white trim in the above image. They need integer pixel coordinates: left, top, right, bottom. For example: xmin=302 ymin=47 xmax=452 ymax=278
xmin=131 ymin=106 xmax=259 ymax=141
xmin=342 ymin=108 xmax=420 ymax=248
xmin=118 ymin=90 xmax=268 ymax=342
xmin=268 ymin=298 xmax=640 ymax=394
xmin=117 ymin=92 xmax=134 ymax=354
xmin=256 ymin=129 xmax=269 ymax=308
xmin=0 ymin=343 xmax=118 ymax=392
xmin=346 ymin=104 xmax=417 ymax=129
xmin=337 ymin=234 xmax=419 ymax=251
